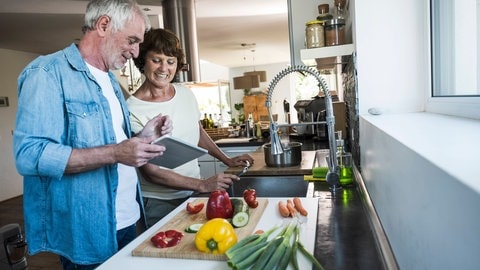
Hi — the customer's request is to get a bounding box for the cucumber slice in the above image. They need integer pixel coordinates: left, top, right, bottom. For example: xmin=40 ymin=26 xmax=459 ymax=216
xmin=231 ymin=198 xmax=250 ymax=228
xmin=185 ymin=223 xmax=203 ymax=233
xmin=232 ymin=211 xmax=249 ymax=228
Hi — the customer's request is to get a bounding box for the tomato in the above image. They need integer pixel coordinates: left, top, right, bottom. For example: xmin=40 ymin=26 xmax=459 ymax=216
xmin=247 ymin=200 xmax=258 ymax=208
xmin=243 ymin=188 xmax=258 ymax=208
xmin=186 ymin=202 xmax=204 ymax=214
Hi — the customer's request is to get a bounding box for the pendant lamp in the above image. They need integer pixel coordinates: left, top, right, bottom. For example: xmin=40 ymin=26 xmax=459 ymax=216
xmin=233 ymin=74 xmax=260 ymax=89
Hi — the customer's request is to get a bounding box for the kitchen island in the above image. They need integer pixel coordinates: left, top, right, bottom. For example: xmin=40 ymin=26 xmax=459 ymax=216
xmin=97 ymin=197 xmax=319 ymax=270
xmin=98 ymin=147 xmax=393 ymax=270
xmin=97 ymin=188 xmax=389 ymax=269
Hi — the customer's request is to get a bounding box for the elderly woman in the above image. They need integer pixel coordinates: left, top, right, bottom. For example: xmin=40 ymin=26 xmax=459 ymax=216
xmin=127 ymin=28 xmax=254 ymax=227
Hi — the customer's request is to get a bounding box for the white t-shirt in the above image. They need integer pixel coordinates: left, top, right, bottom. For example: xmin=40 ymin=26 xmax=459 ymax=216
xmin=126 ymin=84 xmax=201 ymax=200
xmin=87 ymin=63 xmax=139 ymax=230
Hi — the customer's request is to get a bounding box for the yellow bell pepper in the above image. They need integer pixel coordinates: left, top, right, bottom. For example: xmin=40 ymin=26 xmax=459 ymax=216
xmin=195 ymin=218 xmax=237 ymax=254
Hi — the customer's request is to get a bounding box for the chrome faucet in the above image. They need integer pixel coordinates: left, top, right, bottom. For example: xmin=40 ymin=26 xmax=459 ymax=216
xmin=265 ymin=65 xmax=341 ymax=194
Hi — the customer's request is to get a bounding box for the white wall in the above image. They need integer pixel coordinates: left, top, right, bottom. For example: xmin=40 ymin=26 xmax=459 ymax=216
xmin=0 ymin=49 xmax=37 ymax=201
xmin=355 ymin=0 xmax=480 ymax=269
xmin=199 ymin=59 xmax=229 ymax=82
xmin=355 ymin=0 xmax=426 ymax=115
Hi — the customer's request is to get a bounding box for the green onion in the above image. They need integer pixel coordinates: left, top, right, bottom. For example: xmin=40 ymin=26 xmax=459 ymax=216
xmin=251 ymin=236 xmax=284 ymax=270
xmin=226 ymin=219 xmax=324 ymax=270
xmin=290 ymin=225 xmax=300 ymax=270
xmin=298 ymin=241 xmax=325 ymax=270
xmin=232 ymin=244 xmax=268 ymax=270
xmin=259 ymin=221 xmax=296 ymax=270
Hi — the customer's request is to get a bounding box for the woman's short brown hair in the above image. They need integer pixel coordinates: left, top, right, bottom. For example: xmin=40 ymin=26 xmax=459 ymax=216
xmin=133 ymin=28 xmax=185 ymax=74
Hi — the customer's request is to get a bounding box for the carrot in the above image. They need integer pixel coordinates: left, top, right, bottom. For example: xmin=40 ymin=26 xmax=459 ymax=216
xmin=293 ymin=197 xmax=308 ymax=216
xmin=278 ymin=201 xmax=290 ymax=217
xmin=286 ymin=199 xmax=297 ymax=217
xmin=253 ymin=229 xmax=264 ymax=235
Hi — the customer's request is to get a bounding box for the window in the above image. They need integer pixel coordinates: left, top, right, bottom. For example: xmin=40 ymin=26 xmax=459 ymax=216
xmin=188 ymin=80 xmax=232 ymax=127
xmin=428 ymin=0 xmax=480 ymax=119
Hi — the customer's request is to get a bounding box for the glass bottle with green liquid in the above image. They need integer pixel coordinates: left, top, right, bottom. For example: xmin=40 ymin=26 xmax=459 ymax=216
xmin=336 ymin=131 xmax=353 ymax=186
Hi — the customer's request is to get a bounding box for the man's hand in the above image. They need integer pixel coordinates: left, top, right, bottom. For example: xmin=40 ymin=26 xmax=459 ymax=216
xmin=114 ymin=137 xmax=166 ymax=167
xmin=137 ymin=114 xmax=173 ymax=142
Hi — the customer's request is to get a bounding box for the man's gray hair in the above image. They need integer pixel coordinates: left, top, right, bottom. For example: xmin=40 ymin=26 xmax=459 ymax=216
xmin=82 ymin=0 xmax=151 ymax=33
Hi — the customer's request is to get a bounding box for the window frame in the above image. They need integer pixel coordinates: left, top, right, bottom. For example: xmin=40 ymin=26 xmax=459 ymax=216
xmin=426 ymin=0 xmax=480 ymax=120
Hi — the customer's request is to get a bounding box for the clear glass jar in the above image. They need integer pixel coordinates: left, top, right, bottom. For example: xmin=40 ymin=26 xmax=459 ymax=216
xmin=305 ymin=20 xmax=325 ymax=49
xmin=324 ymin=18 xmax=345 ymax=46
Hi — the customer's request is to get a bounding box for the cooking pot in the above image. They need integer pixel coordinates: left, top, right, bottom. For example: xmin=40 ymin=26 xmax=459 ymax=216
xmin=263 ymin=142 xmax=302 ymax=167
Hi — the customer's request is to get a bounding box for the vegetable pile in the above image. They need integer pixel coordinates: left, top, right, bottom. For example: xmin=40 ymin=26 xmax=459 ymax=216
xmin=225 ymin=219 xmax=324 ymax=270
xmin=278 ymin=197 xmax=308 ymax=218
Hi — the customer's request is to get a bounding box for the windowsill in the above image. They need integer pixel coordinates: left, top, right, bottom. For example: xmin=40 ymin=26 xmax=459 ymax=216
xmin=361 ymin=112 xmax=480 ymax=194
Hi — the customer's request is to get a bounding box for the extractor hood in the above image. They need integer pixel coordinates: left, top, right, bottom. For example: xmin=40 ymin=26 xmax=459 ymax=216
xmin=161 ymin=0 xmax=201 ymax=83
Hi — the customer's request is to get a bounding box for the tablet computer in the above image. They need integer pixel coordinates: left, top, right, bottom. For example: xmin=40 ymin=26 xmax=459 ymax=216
xmin=149 ymin=135 xmax=208 ymax=169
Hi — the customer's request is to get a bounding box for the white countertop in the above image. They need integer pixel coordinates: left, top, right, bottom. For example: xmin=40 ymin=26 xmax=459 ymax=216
xmin=97 ymin=197 xmax=319 ymax=270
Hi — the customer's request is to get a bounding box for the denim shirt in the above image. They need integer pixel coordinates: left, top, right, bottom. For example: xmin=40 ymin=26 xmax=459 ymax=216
xmin=13 ymin=43 xmax=142 ymax=264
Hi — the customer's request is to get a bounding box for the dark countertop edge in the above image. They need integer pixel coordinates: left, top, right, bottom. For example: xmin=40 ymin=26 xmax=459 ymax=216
xmin=353 ymin=165 xmax=399 ymax=270
xmin=214 ymin=139 xmax=267 ymax=148
xmin=227 ymin=170 xmax=311 ymax=176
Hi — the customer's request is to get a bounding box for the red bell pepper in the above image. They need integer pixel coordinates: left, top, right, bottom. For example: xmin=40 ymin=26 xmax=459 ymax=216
xmin=150 ymin=229 xmax=184 ymax=248
xmin=186 ymin=202 xmax=204 ymax=214
xmin=206 ymin=190 xmax=233 ymax=220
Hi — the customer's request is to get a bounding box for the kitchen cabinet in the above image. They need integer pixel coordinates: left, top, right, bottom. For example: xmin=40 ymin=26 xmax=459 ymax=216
xmin=198 ymin=146 xmax=260 ymax=178
xmin=197 ymin=154 xmax=216 ymax=179
xmin=242 ymin=94 xmax=268 ymax=122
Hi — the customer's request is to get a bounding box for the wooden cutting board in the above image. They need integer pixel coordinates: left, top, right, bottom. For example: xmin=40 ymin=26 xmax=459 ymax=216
xmin=132 ymin=198 xmax=268 ymax=261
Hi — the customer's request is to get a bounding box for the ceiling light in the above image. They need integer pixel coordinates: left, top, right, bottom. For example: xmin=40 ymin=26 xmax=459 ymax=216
xmin=233 ymin=74 xmax=260 ymax=90
xmin=244 ymin=70 xmax=267 ymax=82
xmin=240 ymin=43 xmax=268 ymax=83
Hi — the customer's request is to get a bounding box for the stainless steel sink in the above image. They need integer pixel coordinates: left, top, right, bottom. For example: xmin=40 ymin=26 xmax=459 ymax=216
xmin=229 ymin=176 xmax=309 ymax=197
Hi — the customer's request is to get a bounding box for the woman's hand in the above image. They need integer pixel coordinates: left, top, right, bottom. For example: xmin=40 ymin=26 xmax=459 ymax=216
xmin=225 ymin=154 xmax=254 ymax=168
xmin=199 ymin=174 xmax=239 ymax=193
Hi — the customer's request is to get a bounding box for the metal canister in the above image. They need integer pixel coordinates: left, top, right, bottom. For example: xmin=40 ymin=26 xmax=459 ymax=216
xmin=305 ymin=20 xmax=324 ymax=49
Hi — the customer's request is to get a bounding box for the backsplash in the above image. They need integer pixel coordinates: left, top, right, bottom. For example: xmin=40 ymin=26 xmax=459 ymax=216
xmin=342 ymin=53 xmax=361 ymax=171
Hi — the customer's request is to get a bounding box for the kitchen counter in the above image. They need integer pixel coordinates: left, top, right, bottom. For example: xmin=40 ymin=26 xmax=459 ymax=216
xmin=310 ymin=182 xmax=387 ymax=269
xmin=215 ymin=136 xmax=329 ymax=151
xmin=214 ymin=137 xmax=267 ymax=148
xmin=97 ymin=197 xmax=319 ymax=270
xmin=97 ymin=186 xmax=388 ymax=270
xmin=224 ymin=150 xmax=326 ymax=176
